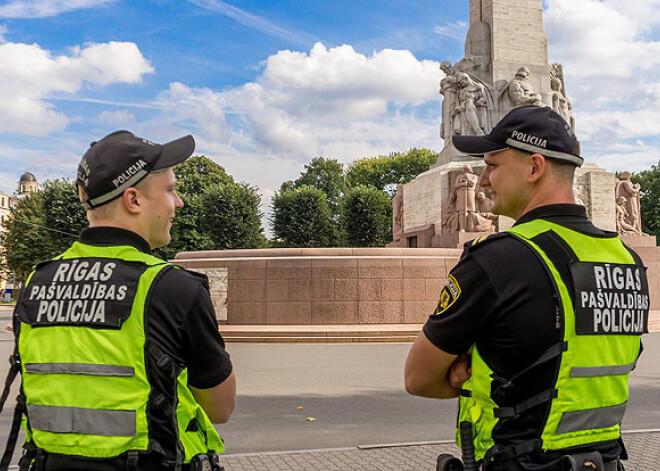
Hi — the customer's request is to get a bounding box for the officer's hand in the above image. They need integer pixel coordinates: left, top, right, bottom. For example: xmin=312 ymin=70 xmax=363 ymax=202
xmin=448 ymin=354 xmax=472 ymax=389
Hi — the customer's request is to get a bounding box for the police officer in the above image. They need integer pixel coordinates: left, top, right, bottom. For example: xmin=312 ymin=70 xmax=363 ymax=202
xmin=3 ymin=131 xmax=236 ymax=470
xmin=405 ymin=106 xmax=649 ymax=471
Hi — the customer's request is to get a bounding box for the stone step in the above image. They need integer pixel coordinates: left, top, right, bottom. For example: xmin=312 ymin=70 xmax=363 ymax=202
xmin=220 ymin=311 xmax=660 ymax=343
xmin=219 ymin=324 xmax=423 ymax=343
xmin=223 ymin=335 xmax=418 ymax=343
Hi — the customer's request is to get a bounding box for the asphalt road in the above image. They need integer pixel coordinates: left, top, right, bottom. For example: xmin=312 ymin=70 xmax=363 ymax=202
xmin=0 ymin=307 xmax=658 ymax=458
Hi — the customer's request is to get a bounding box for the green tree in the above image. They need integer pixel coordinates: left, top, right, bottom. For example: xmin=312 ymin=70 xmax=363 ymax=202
xmin=281 ymin=157 xmax=346 ymax=245
xmin=175 ymin=155 xmax=234 ymax=195
xmin=632 ymin=163 xmax=660 ymax=240
xmin=1 ymin=180 xmax=86 ymax=281
xmin=342 ymin=185 xmax=392 ymax=247
xmin=162 ymin=156 xmax=237 ymax=259
xmin=346 ymin=148 xmax=439 ymax=193
xmin=281 ymin=157 xmax=345 ymax=211
xmin=271 ymin=186 xmax=334 ymax=247
xmin=200 ymin=183 xmax=266 ymax=250
xmin=42 ymin=179 xmax=88 ymax=254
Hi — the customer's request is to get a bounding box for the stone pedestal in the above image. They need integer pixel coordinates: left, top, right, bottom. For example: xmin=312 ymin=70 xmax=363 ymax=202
xmin=620 ymin=234 xmax=658 ymax=248
xmin=577 ymin=164 xmax=617 ymax=232
xmin=401 ymin=159 xmax=618 ymax=248
xmin=433 ymin=231 xmax=494 ymax=249
xmin=189 ymin=267 xmax=228 ymax=323
xmin=388 ymin=224 xmax=435 ymax=248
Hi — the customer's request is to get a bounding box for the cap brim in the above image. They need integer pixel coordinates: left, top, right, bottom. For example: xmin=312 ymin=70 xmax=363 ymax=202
xmin=153 ymin=135 xmax=195 ymax=170
xmin=452 ymin=135 xmax=508 ymax=156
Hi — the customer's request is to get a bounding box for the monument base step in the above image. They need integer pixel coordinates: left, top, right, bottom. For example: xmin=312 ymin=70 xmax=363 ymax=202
xmin=219 ymin=324 xmax=423 ymax=343
xmin=433 ymin=231 xmax=494 ymax=248
xmin=219 ymin=311 xmax=660 ymax=343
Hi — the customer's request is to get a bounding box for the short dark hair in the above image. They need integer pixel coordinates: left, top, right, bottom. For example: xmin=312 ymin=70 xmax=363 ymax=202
xmin=512 ymin=148 xmax=576 ymax=182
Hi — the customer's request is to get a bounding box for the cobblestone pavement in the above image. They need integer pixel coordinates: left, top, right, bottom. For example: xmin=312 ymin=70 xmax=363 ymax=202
xmin=219 ymin=431 xmax=660 ymax=471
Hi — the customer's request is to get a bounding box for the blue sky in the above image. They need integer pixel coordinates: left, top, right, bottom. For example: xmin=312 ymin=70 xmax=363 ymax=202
xmin=1 ymin=0 xmax=660 ymax=214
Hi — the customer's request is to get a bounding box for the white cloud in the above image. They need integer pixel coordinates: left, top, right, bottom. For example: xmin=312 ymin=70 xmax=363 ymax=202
xmin=0 ymin=41 xmax=153 ymax=136
xmin=545 ymin=0 xmax=660 ymax=167
xmin=0 ymin=24 xmax=7 ymax=42
xmin=0 ymin=0 xmax=115 ymax=18
xmin=138 ymin=42 xmax=442 ymax=213
xmin=224 ymin=43 xmax=441 ymax=155
xmin=94 ymin=110 xmax=136 ymax=127
xmin=434 ymin=21 xmax=468 ymax=43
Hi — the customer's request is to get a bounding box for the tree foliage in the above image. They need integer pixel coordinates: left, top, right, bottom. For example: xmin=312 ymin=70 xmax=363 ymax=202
xmin=281 ymin=157 xmax=345 ymax=211
xmin=346 ymin=148 xmax=438 ymax=193
xmin=162 ymin=156 xmax=253 ymax=259
xmin=200 ymin=183 xmax=266 ymax=250
xmin=271 ymin=186 xmax=334 ymax=247
xmin=280 ymin=157 xmax=346 ymax=245
xmin=632 ymin=163 xmax=660 ymax=240
xmin=342 ymin=185 xmax=392 ymax=247
xmin=2 ymin=180 xmax=86 ymax=282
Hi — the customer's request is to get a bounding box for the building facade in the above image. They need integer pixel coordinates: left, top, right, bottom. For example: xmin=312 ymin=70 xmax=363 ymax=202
xmin=1 ymin=173 xmax=39 ymax=293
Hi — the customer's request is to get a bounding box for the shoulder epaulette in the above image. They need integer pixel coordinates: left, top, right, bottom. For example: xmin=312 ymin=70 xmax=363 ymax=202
xmin=463 ymin=232 xmax=513 ymax=253
xmin=171 ymin=265 xmax=210 ymax=289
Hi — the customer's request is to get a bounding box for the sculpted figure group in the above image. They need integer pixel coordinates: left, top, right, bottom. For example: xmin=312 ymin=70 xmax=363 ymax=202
xmin=615 ymin=172 xmax=644 ymax=235
xmin=442 ymin=165 xmax=497 ymax=234
xmin=439 ymin=62 xmax=575 ymax=146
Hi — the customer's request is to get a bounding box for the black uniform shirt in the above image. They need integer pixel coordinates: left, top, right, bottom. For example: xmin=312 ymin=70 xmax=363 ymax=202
xmin=80 ymin=227 xmax=233 ymax=389
xmin=423 ymin=204 xmax=623 ymax=470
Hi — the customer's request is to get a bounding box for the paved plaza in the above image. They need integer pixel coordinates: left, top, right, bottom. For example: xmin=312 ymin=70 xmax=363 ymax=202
xmin=0 ymin=307 xmax=659 ymax=469
xmin=219 ymin=432 xmax=660 ymax=471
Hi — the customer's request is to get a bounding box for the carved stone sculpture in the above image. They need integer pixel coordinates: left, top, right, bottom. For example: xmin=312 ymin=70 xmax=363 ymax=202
xmin=474 ymin=191 xmax=497 ymax=232
xmin=500 ymin=66 xmax=544 ymax=115
xmin=441 ymin=201 xmax=459 ymax=234
xmin=615 ymin=172 xmax=642 ymax=233
xmin=616 ymin=196 xmax=641 ymax=235
xmin=439 ymin=62 xmax=461 ymax=143
xmin=392 ymin=184 xmax=404 ymax=242
xmin=450 ymin=165 xmax=479 ymax=232
xmin=548 ymin=64 xmax=574 ymax=129
xmin=574 ymin=180 xmax=587 ymax=208
xmin=454 ymin=73 xmax=487 ymax=136
xmin=453 ymin=72 xmax=492 ymax=136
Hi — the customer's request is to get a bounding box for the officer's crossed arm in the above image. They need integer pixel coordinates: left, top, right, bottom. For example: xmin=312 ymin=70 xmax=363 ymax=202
xmin=405 ymin=335 xmax=471 ymax=398
xmin=405 ymin=250 xmax=496 ymax=399
xmin=191 ymin=371 xmax=237 ymax=424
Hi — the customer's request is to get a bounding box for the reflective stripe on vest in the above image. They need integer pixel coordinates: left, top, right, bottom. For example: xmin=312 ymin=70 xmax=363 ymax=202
xmin=458 ymin=219 xmax=646 ymax=461
xmin=556 ymin=403 xmax=627 ymax=435
xmin=25 ymin=363 xmax=135 ymax=377
xmin=29 ymin=404 xmax=136 ymax=437
xmin=17 ymin=241 xmax=224 ymax=461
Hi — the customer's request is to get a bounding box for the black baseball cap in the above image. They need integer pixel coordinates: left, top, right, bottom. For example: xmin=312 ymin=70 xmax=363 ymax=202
xmin=77 ymin=130 xmax=195 ymax=209
xmin=452 ymin=106 xmax=583 ymax=167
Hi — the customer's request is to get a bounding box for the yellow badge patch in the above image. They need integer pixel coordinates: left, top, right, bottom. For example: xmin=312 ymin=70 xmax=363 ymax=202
xmin=433 ymin=275 xmax=461 ymax=316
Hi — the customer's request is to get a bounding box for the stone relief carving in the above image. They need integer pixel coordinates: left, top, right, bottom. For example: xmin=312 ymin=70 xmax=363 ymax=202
xmin=440 ymin=60 xmax=576 ymax=152
xmin=452 ymin=165 xmax=479 ymax=232
xmin=454 ymin=73 xmax=489 ymax=136
xmin=441 ymin=200 xmax=459 ymax=234
xmin=474 ymin=191 xmax=498 ymax=232
xmin=574 ymin=180 xmax=588 ymax=208
xmin=442 ymin=166 xmax=496 ymax=234
xmin=439 ymin=61 xmax=461 ymax=143
xmin=440 ymin=62 xmax=495 ymax=146
xmin=616 ymin=197 xmax=641 ymax=235
xmin=548 ymin=64 xmax=575 ymax=130
xmin=615 ymin=172 xmax=643 ymax=235
xmin=499 ymin=66 xmax=544 ymax=115
xmin=392 ymin=184 xmax=404 ymax=242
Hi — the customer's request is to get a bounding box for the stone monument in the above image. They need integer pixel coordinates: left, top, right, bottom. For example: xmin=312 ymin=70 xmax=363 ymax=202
xmin=389 ymin=0 xmax=619 ymax=249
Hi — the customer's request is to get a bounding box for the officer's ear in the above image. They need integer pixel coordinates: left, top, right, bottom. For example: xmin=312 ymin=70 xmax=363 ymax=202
xmin=527 ymin=153 xmax=547 ymax=183
xmin=122 ymin=187 xmax=143 ymax=215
